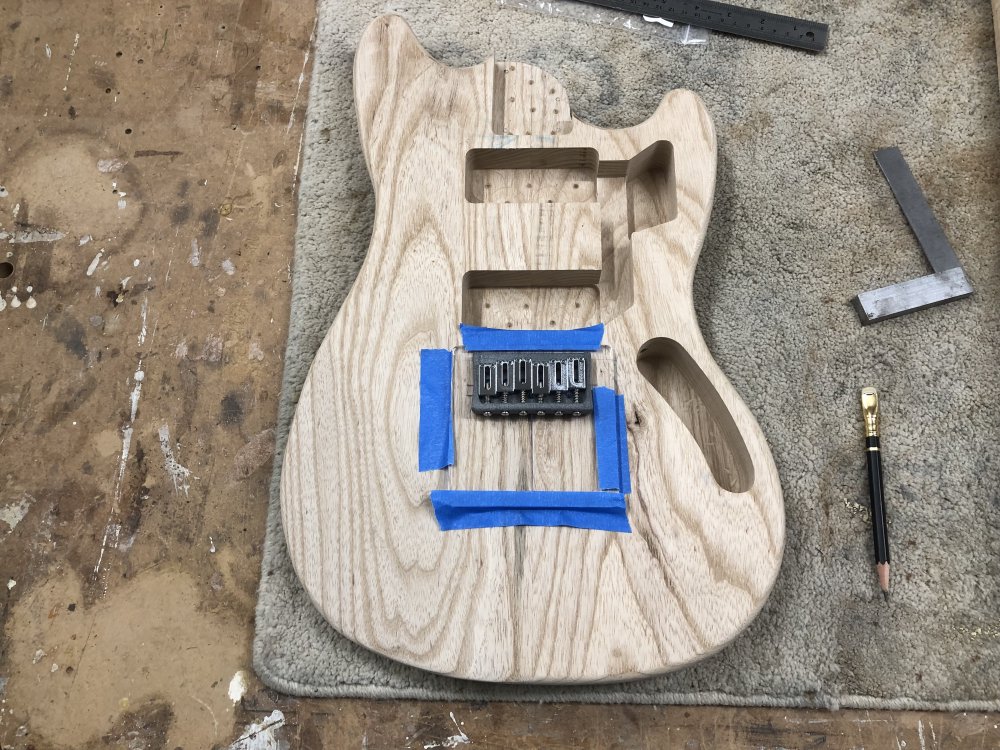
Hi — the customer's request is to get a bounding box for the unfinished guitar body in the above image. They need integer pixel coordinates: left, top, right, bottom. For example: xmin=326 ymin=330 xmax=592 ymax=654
xmin=281 ymin=15 xmax=785 ymax=683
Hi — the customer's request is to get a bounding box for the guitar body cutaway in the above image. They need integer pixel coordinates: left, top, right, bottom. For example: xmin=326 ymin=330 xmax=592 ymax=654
xmin=281 ymin=15 xmax=785 ymax=683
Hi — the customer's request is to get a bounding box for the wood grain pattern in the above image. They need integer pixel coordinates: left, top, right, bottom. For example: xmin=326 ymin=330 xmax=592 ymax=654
xmin=280 ymin=15 xmax=784 ymax=683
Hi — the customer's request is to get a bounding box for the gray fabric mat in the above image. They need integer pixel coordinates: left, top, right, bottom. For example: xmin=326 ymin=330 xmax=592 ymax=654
xmin=253 ymin=0 xmax=1000 ymax=707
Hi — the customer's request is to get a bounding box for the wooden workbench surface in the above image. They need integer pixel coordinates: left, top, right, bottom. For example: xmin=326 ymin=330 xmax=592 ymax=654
xmin=1 ymin=1 xmax=998 ymax=747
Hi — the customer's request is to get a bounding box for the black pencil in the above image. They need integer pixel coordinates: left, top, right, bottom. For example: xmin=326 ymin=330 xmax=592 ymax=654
xmin=861 ymin=387 xmax=890 ymax=601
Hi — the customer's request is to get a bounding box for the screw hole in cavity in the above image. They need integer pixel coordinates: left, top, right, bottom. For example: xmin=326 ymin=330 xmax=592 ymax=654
xmin=0 ymin=262 xmax=13 ymax=279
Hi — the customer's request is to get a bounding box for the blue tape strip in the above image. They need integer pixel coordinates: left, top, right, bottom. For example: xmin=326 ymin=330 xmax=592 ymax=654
xmin=616 ymin=393 xmax=632 ymax=494
xmin=459 ymin=323 xmax=604 ymax=351
xmin=593 ymin=386 xmax=621 ymax=490
xmin=430 ymin=490 xmax=631 ymax=532
xmin=593 ymin=387 xmax=633 ymax=492
xmin=418 ymin=349 xmax=455 ymax=471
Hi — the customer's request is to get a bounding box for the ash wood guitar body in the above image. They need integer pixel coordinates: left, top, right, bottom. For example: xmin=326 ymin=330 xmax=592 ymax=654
xmin=281 ymin=15 xmax=784 ymax=683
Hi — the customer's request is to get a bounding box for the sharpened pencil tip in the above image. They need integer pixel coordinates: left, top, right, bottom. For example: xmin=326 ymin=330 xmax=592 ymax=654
xmin=876 ymin=563 xmax=890 ymax=599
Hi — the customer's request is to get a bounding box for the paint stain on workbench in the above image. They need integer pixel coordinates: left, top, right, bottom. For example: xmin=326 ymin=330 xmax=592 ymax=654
xmin=94 ymin=427 xmax=122 ymax=457
xmin=232 ymin=428 xmax=276 ymax=480
xmin=171 ymin=202 xmax=192 ymax=226
xmin=227 ymin=0 xmax=270 ymax=127
xmin=54 ymin=316 xmax=87 ymax=359
xmin=39 ymin=372 xmax=99 ymax=430
xmin=220 ymin=392 xmax=244 ymax=426
xmin=229 ymin=710 xmax=287 ymax=750
xmin=158 ymin=424 xmax=195 ymax=495
xmin=120 ymin=442 xmax=150 ymax=543
xmin=100 ymin=700 xmax=173 ymax=749
xmin=43 ymin=484 xmax=121 ymax=606
xmin=200 ymin=206 xmax=220 ymax=237
xmin=9 ymin=138 xmax=143 ymax=241
xmin=3 ymin=568 xmax=245 ymax=748
xmin=0 ymin=492 xmax=34 ymax=533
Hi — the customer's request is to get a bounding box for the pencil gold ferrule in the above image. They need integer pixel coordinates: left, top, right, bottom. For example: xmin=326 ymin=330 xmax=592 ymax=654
xmin=861 ymin=387 xmax=880 ymax=438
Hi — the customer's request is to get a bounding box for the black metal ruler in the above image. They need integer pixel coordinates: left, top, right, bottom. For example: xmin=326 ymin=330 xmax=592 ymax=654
xmin=577 ymin=0 xmax=829 ymax=52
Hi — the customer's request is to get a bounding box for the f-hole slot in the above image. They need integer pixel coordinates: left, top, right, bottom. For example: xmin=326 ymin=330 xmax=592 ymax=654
xmin=637 ymin=338 xmax=754 ymax=493
xmin=626 ymin=141 xmax=676 ymax=236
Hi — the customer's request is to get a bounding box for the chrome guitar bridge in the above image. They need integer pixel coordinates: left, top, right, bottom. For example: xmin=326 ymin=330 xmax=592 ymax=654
xmin=473 ymin=351 xmax=592 ymax=417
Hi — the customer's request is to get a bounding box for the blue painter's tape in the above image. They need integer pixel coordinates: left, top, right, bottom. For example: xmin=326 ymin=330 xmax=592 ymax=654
xmin=418 ymin=349 xmax=455 ymax=472
xmin=593 ymin=386 xmax=633 ymax=492
xmin=459 ymin=323 xmax=604 ymax=351
xmin=430 ymin=490 xmax=631 ymax=532
xmin=593 ymin=386 xmax=621 ymax=490
xmin=616 ymin=393 xmax=632 ymax=494
xmin=434 ymin=490 xmax=626 ymax=510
